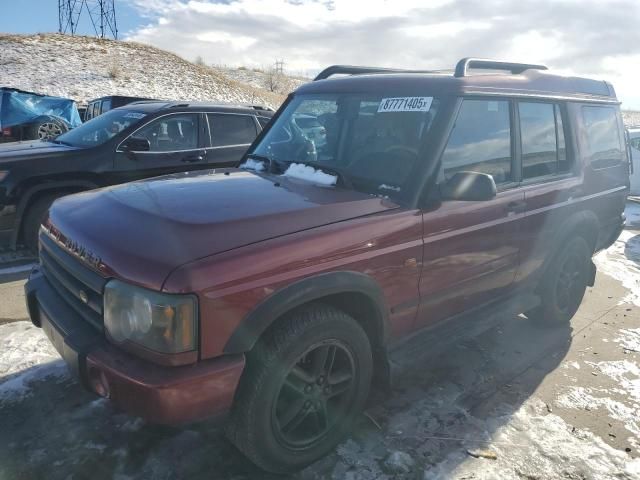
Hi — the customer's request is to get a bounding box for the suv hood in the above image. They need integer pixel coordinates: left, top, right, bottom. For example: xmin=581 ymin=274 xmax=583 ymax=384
xmin=0 ymin=140 xmax=80 ymax=163
xmin=48 ymin=169 xmax=398 ymax=290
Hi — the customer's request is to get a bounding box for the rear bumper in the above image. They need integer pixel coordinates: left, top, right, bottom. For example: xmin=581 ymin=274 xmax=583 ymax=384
xmin=25 ymin=268 xmax=245 ymax=425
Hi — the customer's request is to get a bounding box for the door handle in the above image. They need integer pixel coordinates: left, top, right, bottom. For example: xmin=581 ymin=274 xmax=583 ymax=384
xmin=182 ymin=155 xmax=204 ymax=163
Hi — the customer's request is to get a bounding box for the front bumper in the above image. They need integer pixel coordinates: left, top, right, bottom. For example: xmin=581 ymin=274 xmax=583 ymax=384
xmin=25 ymin=268 xmax=245 ymax=425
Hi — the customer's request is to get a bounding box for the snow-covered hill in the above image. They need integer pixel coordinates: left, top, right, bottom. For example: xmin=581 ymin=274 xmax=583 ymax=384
xmin=0 ymin=33 xmax=284 ymax=109
xmin=218 ymin=66 xmax=310 ymax=94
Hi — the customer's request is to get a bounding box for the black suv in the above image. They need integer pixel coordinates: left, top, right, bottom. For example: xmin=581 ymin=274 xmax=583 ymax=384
xmin=0 ymin=101 xmax=273 ymax=250
xmin=84 ymin=95 xmax=157 ymax=121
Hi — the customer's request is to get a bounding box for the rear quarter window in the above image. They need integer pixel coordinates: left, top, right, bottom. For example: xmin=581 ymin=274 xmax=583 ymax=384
xmin=581 ymin=105 xmax=624 ymax=169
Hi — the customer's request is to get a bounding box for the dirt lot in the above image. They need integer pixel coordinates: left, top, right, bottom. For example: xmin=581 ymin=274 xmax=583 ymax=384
xmin=1 ymin=203 xmax=639 ymax=480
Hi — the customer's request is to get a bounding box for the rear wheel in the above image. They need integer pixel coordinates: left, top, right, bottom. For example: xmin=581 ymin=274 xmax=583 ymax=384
xmin=527 ymin=237 xmax=591 ymax=325
xmin=23 ymin=194 xmax=62 ymax=252
xmin=225 ymin=304 xmax=372 ymax=473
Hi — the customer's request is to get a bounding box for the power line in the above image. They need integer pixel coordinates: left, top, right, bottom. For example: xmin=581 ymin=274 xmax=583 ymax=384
xmin=58 ymin=0 xmax=118 ymax=39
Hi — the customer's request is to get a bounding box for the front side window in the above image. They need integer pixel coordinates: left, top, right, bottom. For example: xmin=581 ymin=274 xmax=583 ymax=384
xmin=134 ymin=114 xmax=198 ymax=152
xmin=582 ymin=106 xmax=624 ymax=169
xmin=442 ymin=99 xmax=512 ymax=184
xmin=208 ymin=114 xmax=257 ymax=147
xmin=251 ymin=93 xmax=441 ymax=196
xmin=519 ymin=102 xmax=569 ymax=179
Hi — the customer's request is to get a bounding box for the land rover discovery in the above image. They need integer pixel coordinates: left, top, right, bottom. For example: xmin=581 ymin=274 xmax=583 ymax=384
xmin=25 ymin=58 xmax=629 ymax=473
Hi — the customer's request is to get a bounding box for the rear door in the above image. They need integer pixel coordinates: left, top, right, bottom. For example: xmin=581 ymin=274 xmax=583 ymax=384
xmin=415 ymin=98 xmax=524 ymax=328
xmin=114 ymin=112 xmax=207 ymax=181
xmin=513 ymin=101 xmax=583 ymax=285
xmin=204 ymin=113 xmax=259 ymax=166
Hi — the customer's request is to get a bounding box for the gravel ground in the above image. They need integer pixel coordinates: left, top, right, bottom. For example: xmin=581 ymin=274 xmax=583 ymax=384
xmin=0 ymin=203 xmax=639 ymax=479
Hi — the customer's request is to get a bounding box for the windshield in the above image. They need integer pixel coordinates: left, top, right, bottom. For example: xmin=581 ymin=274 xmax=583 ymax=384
xmin=53 ymin=108 xmax=148 ymax=148
xmin=251 ymin=93 xmax=440 ymax=196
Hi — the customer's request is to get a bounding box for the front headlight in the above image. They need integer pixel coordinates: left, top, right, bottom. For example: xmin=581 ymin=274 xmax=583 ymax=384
xmin=104 ymin=280 xmax=197 ymax=354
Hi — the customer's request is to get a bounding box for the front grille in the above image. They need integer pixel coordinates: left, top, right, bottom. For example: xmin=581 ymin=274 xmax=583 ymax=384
xmin=39 ymin=232 xmax=108 ymax=331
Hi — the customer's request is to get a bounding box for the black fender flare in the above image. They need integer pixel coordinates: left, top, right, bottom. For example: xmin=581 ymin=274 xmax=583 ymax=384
xmin=538 ymin=209 xmax=600 ymax=286
xmin=223 ymin=271 xmax=390 ymax=354
xmin=11 ymin=180 xmax=99 ymax=248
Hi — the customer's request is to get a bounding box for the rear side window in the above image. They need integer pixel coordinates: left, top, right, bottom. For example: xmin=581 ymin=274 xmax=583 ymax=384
xmin=442 ymin=99 xmax=512 ymax=184
xmin=519 ymin=102 xmax=570 ymax=179
xmin=581 ymin=106 xmax=624 ymax=169
xmin=208 ymin=114 xmax=257 ymax=147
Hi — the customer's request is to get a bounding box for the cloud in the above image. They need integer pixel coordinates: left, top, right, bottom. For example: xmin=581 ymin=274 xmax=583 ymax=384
xmin=125 ymin=0 xmax=640 ymax=108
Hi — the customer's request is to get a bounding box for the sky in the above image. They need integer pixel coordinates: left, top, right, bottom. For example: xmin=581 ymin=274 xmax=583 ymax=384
xmin=1 ymin=0 xmax=640 ymax=109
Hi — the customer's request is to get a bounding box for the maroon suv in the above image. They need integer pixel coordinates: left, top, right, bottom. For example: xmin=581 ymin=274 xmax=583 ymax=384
xmin=25 ymin=58 xmax=630 ymax=473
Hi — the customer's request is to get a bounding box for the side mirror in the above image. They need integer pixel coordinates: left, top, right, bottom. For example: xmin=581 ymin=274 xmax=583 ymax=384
xmin=120 ymin=136 xmax=150 ymax=153
xmin=440 ymin=171 xmax=497 ymax=201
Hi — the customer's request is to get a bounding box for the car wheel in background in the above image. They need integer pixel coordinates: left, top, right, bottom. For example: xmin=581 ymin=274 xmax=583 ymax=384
xmin=30 ymin=117 xmax=68 ymax=140
xmin=225 ymin=303 xmax=373 ymax=473
xmin=23 ymin=194 xmax=63 ymax=252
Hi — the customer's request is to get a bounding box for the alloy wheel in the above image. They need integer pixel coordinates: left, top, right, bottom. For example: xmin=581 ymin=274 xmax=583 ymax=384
xmin=272 ymin=341 xmax=357 ymax=449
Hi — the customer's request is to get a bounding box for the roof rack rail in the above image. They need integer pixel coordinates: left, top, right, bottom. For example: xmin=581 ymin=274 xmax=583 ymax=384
xmin=314 ymin=65 xmax=439 ymax=81
xmin=454 ymin=58 xmax=548 ymax=77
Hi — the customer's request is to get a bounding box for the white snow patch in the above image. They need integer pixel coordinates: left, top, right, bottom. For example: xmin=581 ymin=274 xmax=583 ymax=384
xmin=615 ymin=327 xmax=640 ymax=352
xmin=594 ymin=228 xmax=640 ymax=306
xmin=563 ymin=360 xmax=581 ymax=370
xmin=589 ymin=360 xmax=640 ymax=401
xmin=557 ymin=386 xmax=640 ymax=438
xmin=239 ymin=158 xmax=265 ymax=171
xmin=0 ymin=321 xmax=67 ymax=403
xmin=425 ymin=398 xmax=640 ymax=479
xmin=379 ymin=184 xmax=401 ymax=192
xmin=282 ymin=163 xmax=337 ymax=186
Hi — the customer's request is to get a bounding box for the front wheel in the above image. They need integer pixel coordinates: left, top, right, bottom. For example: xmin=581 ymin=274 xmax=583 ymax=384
xmin=225 ymin=304 xmax=373 ymax=473
xmin=527 ymin=236 xmax=591 ymax=325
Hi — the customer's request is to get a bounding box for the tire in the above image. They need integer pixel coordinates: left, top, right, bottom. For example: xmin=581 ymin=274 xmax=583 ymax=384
xmin=527 ymin=236 xmax=592 ymax=326
xmin=29 ymin=117 xmax=67 ymax=140
xmin=225 ymin=303 xmax=373 ymax=473
xmin=23 ymin=194 xmax=61 ymax=252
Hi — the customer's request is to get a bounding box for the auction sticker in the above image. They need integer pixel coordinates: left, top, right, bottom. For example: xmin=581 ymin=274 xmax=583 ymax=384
xmin=378 ymin=96 xmax=433 ymax=113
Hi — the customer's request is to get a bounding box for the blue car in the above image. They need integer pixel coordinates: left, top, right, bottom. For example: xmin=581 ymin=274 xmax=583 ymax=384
xmin=0 ymin=87 xmax=82 ymax=143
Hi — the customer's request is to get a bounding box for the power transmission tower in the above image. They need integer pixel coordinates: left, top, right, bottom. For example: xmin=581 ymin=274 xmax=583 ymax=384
xmin=58 ymin=0 xmax=118 ymax=39
xmin=275 ymin=59 xmax=285 ymax=74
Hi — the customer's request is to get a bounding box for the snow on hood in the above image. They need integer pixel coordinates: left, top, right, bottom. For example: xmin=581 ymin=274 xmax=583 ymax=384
xmin=282 ymin=163 xmax=337 ymax=186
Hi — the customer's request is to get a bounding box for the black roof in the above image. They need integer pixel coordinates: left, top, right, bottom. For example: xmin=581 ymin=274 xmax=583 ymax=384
xmin=114 ymin=101 xmax=274 ymax=115
xmin=88 ymin=95 xmax=156 ymax=103
xmin=299 ymin=58 xmax=617 ymax=104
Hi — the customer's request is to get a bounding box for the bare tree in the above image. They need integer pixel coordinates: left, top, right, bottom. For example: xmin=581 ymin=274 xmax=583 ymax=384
xmin=194 ymin=55 xmax=206 ymax=66
xmin=263 ymin=65 xmax=285 ymax=93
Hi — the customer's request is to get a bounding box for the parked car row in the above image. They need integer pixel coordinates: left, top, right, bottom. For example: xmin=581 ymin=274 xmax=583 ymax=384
xmin=0 ymin=100 xmax=273 ymax=250
xmin=19 ymin=58 xmax=633 ymax=473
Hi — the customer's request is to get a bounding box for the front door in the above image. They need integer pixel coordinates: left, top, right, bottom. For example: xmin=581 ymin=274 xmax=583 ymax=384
xmin=415 ymin=98 xmax=523 ymax=329
xmin=114 ymin=112 xmax=206 ymax=182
